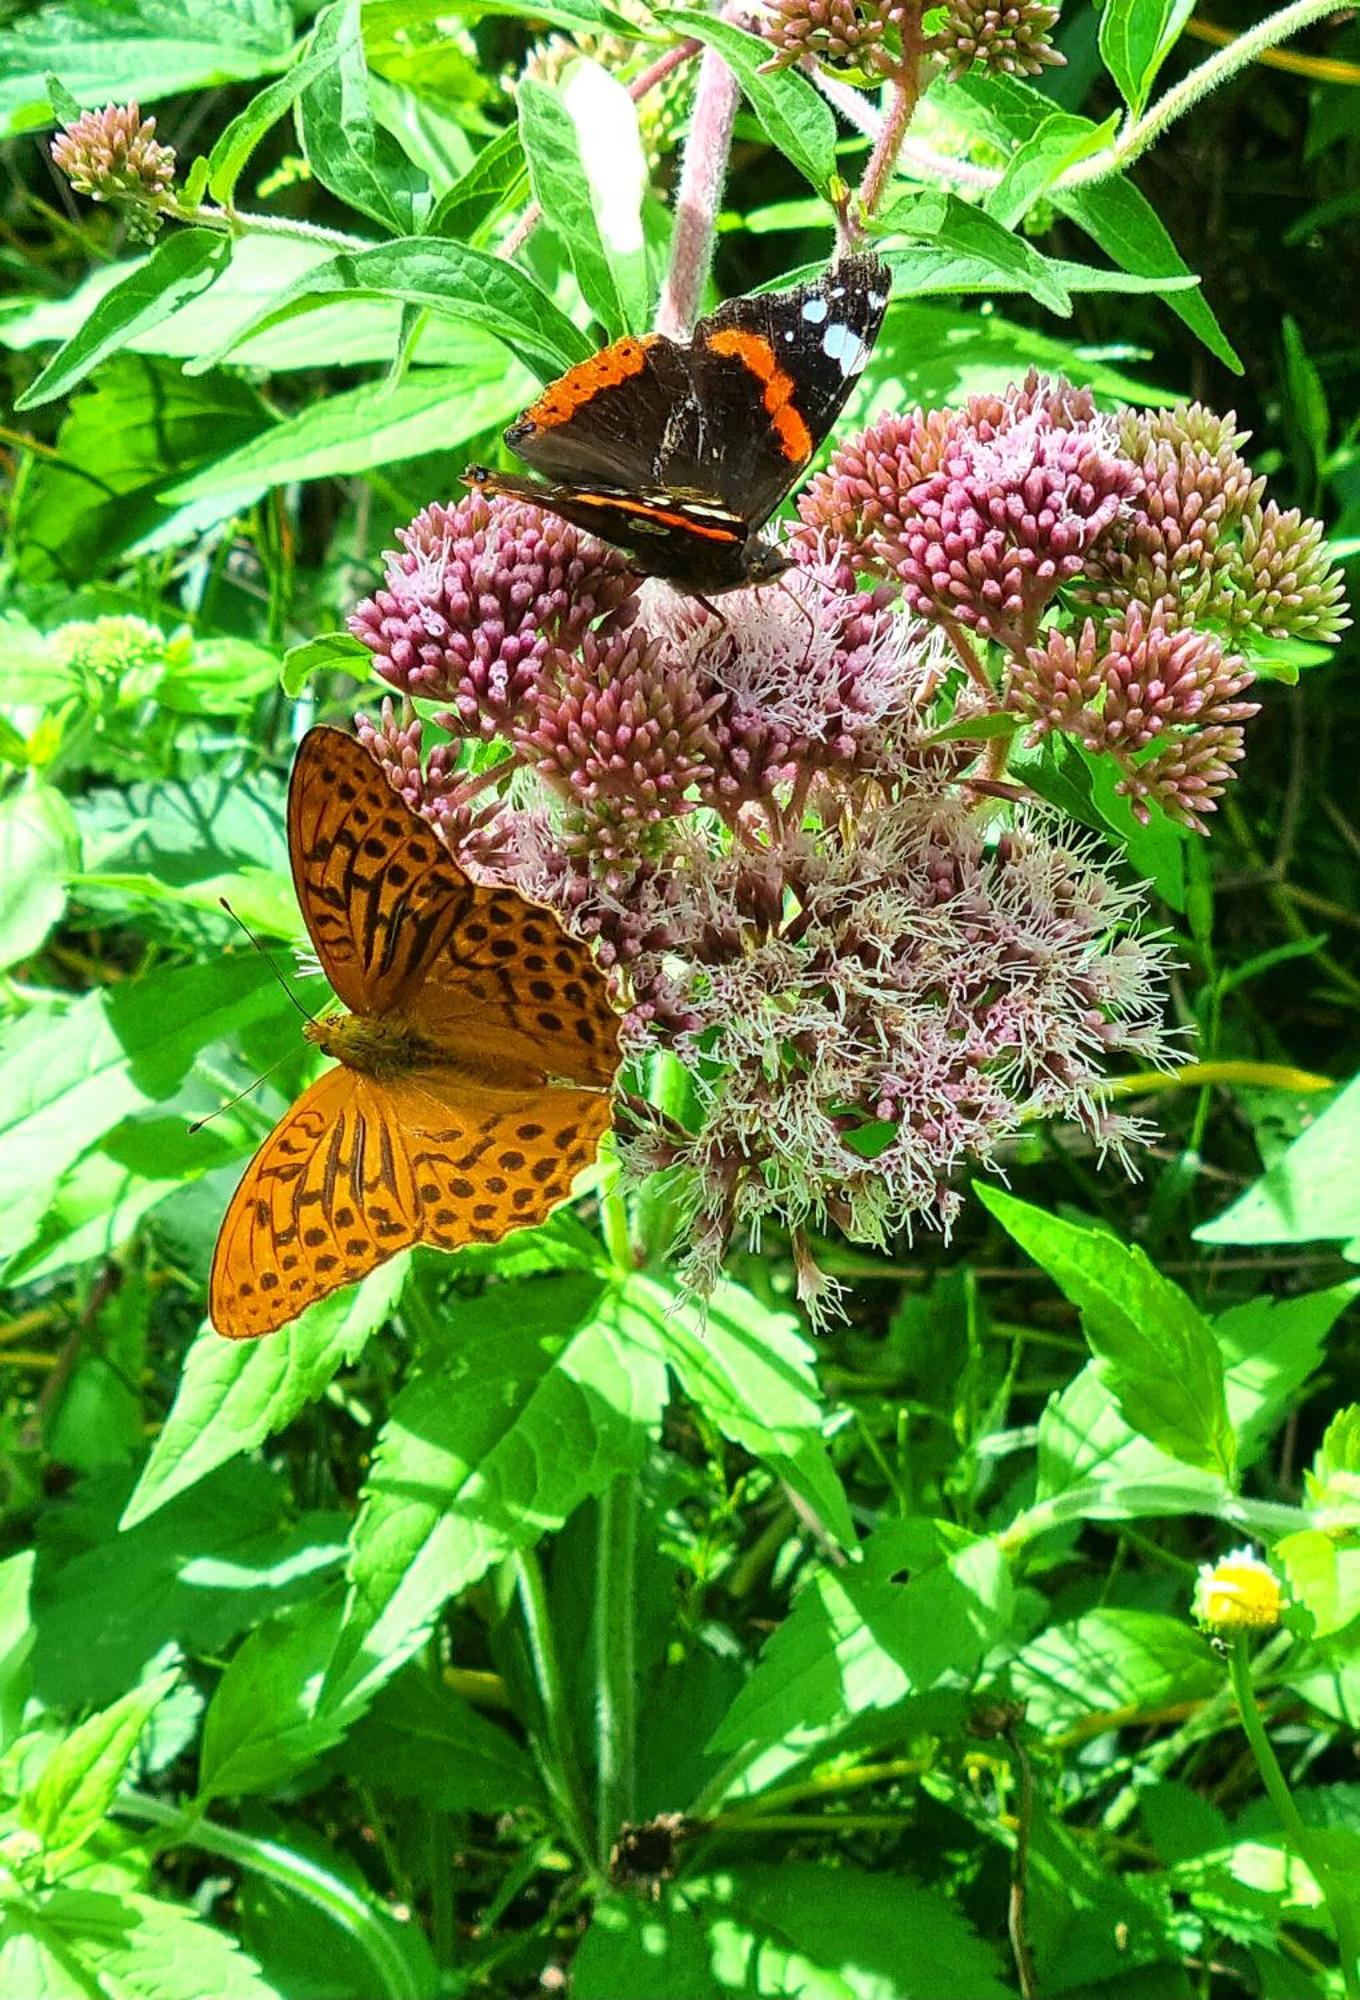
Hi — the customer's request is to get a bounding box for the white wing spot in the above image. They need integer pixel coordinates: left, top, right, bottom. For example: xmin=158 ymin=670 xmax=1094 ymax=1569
xmin=822 ymin=323 xmax=866 ymax=374
xmin=801 ymin=297 xmax=829 ymax=324
xmin=868 ymin=291 xmax=887 ymax=311
xmin=783 ymin=327 xmax=796 ymax=342
xmin=829 ymin=285 xmax=846 ymax=299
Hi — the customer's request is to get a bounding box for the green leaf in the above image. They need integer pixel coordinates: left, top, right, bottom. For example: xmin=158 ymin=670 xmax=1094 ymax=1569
xmin=976 ymin=1184 xmax=1236 ymax=1479
xmin=709 ymin=1520 xmax=1012 ymax=1762
xmin=941 ymin=72 xmax=1240 ymax=369
xmin=630 ymin=1273 xmax=854 ymax=1546
xmin=322 ymin=1274 xmax=667 ymax=1711
xmin=428 ymin=125 xmax=528 ymax=241
xmin=1277 ymin=1529 xmax=1360 ymax=1639
xmin=0 ymin=1551 xmax=36 ymax=1753
xmin=1215 ymin=1284 xmax=1360 ymax=1471
xmin=33 ymin=1463 xmax=345 ymax=1708
xmin=984 ymin=111 xmax=1118 ymax=230
xmin=0 ymin=782 xmax=79 ymax=972
xmin=518 ymin=65 xmax=648 ymax=337
xmin=296 ymin=0 xmax=426 ymax=236
xmin=207 ymin=28 xmax=345 ymax=203
xmin=121 ymin=1259 xmax=411 ymax=1529
xmin=1099 ymin=0 xmax=1195 ymax=116
xmin=15 ymin=231 xmax=231 ymax=412
xmin=336 ymin=1667 xmax=543 ymax=1813
xmin=365 ymin=0 xmax=618 ymax=31
xmin=577 ymin=1866 xmax=1011 ymax=2000
xmin=199 ymin=1595 xmax=349 ymax=1799
xmin=1058 ymin=170 xmax=1240 ymax=371
xmin=1195 ymin=1075 xmax=1360 ymax=1252
xmin=0 ymin=955 xmax=289 ymax=1273
xmin=881 ymin=189 xmax=1072 ymax=314
xmin=1013 ymin=1609 xmax=1219 ymax=1733
xmin=670 ymin=12 xmax=838 ymax=194
xmin=13 ymin=356 xmax=271 ymax=586
xmin=23 ymin=1668 xmax=178 ymax=1861
xmin=2 ymin=1889 xmax=281 ymax=2000
xmin=1 ymin=0 xmax=295 ymax=138
xmin=282 ymin=629 xmax=369 ymax=696
xmin=192 ymin=237 xmax=593 ymax=382
xmin=165 ymin=356 xmax=534 ymax=503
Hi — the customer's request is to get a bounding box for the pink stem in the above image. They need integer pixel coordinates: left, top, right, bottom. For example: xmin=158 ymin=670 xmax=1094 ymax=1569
xmin=855 ymin=6 xmax=926 ymax=221
xmin=654 ymin=43 xmax=740 ymax=338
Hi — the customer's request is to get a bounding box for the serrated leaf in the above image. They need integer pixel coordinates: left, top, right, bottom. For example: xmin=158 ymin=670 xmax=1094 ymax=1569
xmin=630 ymin=1273 xmax=853 ymax=1546
xmin=0 ymin=955 xmax=289 ymax=1273
xmin=322 ymin=1274 xmax=667 ymax=1712
xmin=709 ymin=1520 xmax=1011 ymax=1762
xmin=518 ymin=64 xmax=648 ymax=337
xmin=336 ymin=1667 xmax=542 ymax=1813
xmin=1196 ymin=1074 xmax=1360 ymax=1251
xmin=199 ymin=1595 xmax=348 ymax=1799
xmin=882 ymin=188 xmax=1071 ymax=314
xmin=977 ymin=1184 xmax=1236 ymax=1479
xmin=577 ymin=1865 xmax=1011 ymax=2000
xmin=122 ymin=1259 xmax=410 ymax=1529
xmin=11 ymin=1888 xmax=282 ymax=2000
xmin=1013 ymin=1609 xmax=1219 ymax=1733
xmin=191 ymin=237 xmax=593 ymax=382
xmin=0 ymin=1552 xmax=36 ymax=1753
xmin=24 ymin=1668 xmax=178 ymax=1861
xmin=16 ymin=231 xmax=231 ymax=411
xmin=670 ymin=12 xmax=838 ymax=194
xmin=984 ymin=111 xmax=1118 ymax=230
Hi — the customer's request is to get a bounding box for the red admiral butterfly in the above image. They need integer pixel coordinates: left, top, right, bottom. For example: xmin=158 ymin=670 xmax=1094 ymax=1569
xmin=464 ymin=254 xmax=890 ymax=596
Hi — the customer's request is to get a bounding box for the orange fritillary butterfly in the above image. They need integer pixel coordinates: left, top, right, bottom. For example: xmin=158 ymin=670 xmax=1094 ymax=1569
xmin=209 ymin=726 xmax=620 ymax=1338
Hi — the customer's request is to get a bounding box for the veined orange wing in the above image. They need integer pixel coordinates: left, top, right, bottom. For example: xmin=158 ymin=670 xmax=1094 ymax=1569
xmin=209 ymin=726 xmax=620 ymax=1339
xmin=210 ymin=1068 xmax=612 ymax=1340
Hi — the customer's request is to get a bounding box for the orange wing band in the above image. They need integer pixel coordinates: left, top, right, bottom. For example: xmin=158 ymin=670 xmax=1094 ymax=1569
xmin=564 ymin=492 xmax=743 ymax=544
xmin=706 ymin=330 xmax=812 ymax=465
xmin=520 ymin=336 xmax=657 ymax=432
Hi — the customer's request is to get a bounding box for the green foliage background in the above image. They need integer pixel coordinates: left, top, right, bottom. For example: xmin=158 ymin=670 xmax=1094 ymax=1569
xmin=1 ymin=2 xmax=1359 ymax=1995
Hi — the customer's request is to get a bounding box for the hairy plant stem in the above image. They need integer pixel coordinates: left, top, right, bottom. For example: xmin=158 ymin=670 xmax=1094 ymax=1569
xmin=511 ymin=1549 xmax=604 ymax=1887
xmin=1228 ymin=1635 xmax=1360 ymax=2000
xmin=655 ymin=39 xmax=740 ymax=337
xmin=855 ymin=6 xmax=926 ymax=221
xmin=159 ymin=198 xmax=370 ymax=252
xmin=821 ymin=0 xmax=1347 ymax=204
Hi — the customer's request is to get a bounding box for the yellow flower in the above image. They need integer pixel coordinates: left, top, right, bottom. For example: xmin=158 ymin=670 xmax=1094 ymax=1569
xmin=1192 ymin=1547 xmax=1283 ymax=1634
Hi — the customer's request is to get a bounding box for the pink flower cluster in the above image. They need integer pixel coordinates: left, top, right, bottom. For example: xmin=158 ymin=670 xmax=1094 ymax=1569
xmin=344 ymin=372 xmax=1343 ymax=1313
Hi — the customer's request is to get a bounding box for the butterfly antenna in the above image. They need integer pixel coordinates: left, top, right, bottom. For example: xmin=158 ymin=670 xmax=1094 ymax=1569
xmin=188 ymin=1050 xmax=298 ymax=1136
xmin=218 ymin=897 xmax=316 ymax=1024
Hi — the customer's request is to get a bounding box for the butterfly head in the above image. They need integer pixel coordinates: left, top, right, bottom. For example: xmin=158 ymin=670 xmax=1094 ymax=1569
xmin=738 ymin=539 xmax=792 ymax=589
xmin=306 ymin=1008 xmax=433 ymax=1081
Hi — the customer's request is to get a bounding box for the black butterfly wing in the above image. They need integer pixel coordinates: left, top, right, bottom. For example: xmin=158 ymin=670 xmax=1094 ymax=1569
xmin=684 ymin=253 xmax=891 ymax=526
xmin=504 ymin=333 xmax=698 ymax=490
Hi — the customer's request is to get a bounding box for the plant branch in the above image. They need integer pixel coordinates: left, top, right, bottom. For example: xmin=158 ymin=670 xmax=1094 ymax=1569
xmin=1062 ymin=0 xmax=1351 ymax=190
xmin=593 ymin=1474 xmax=639 ymax=1860
xmin=655 ymin=40 xmax=740 ymax=337
xmin=1229 ymin=1636 xmax=1360 ymax=2000
xmin=512 ymin=1549 xmax=602 ymax=1885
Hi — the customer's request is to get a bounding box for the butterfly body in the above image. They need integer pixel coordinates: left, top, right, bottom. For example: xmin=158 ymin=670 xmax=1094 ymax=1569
xmin=465 ymin=254 xmax=891 ymax=595
xmin=211 ymin=729 xmax=620 ymax=1339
